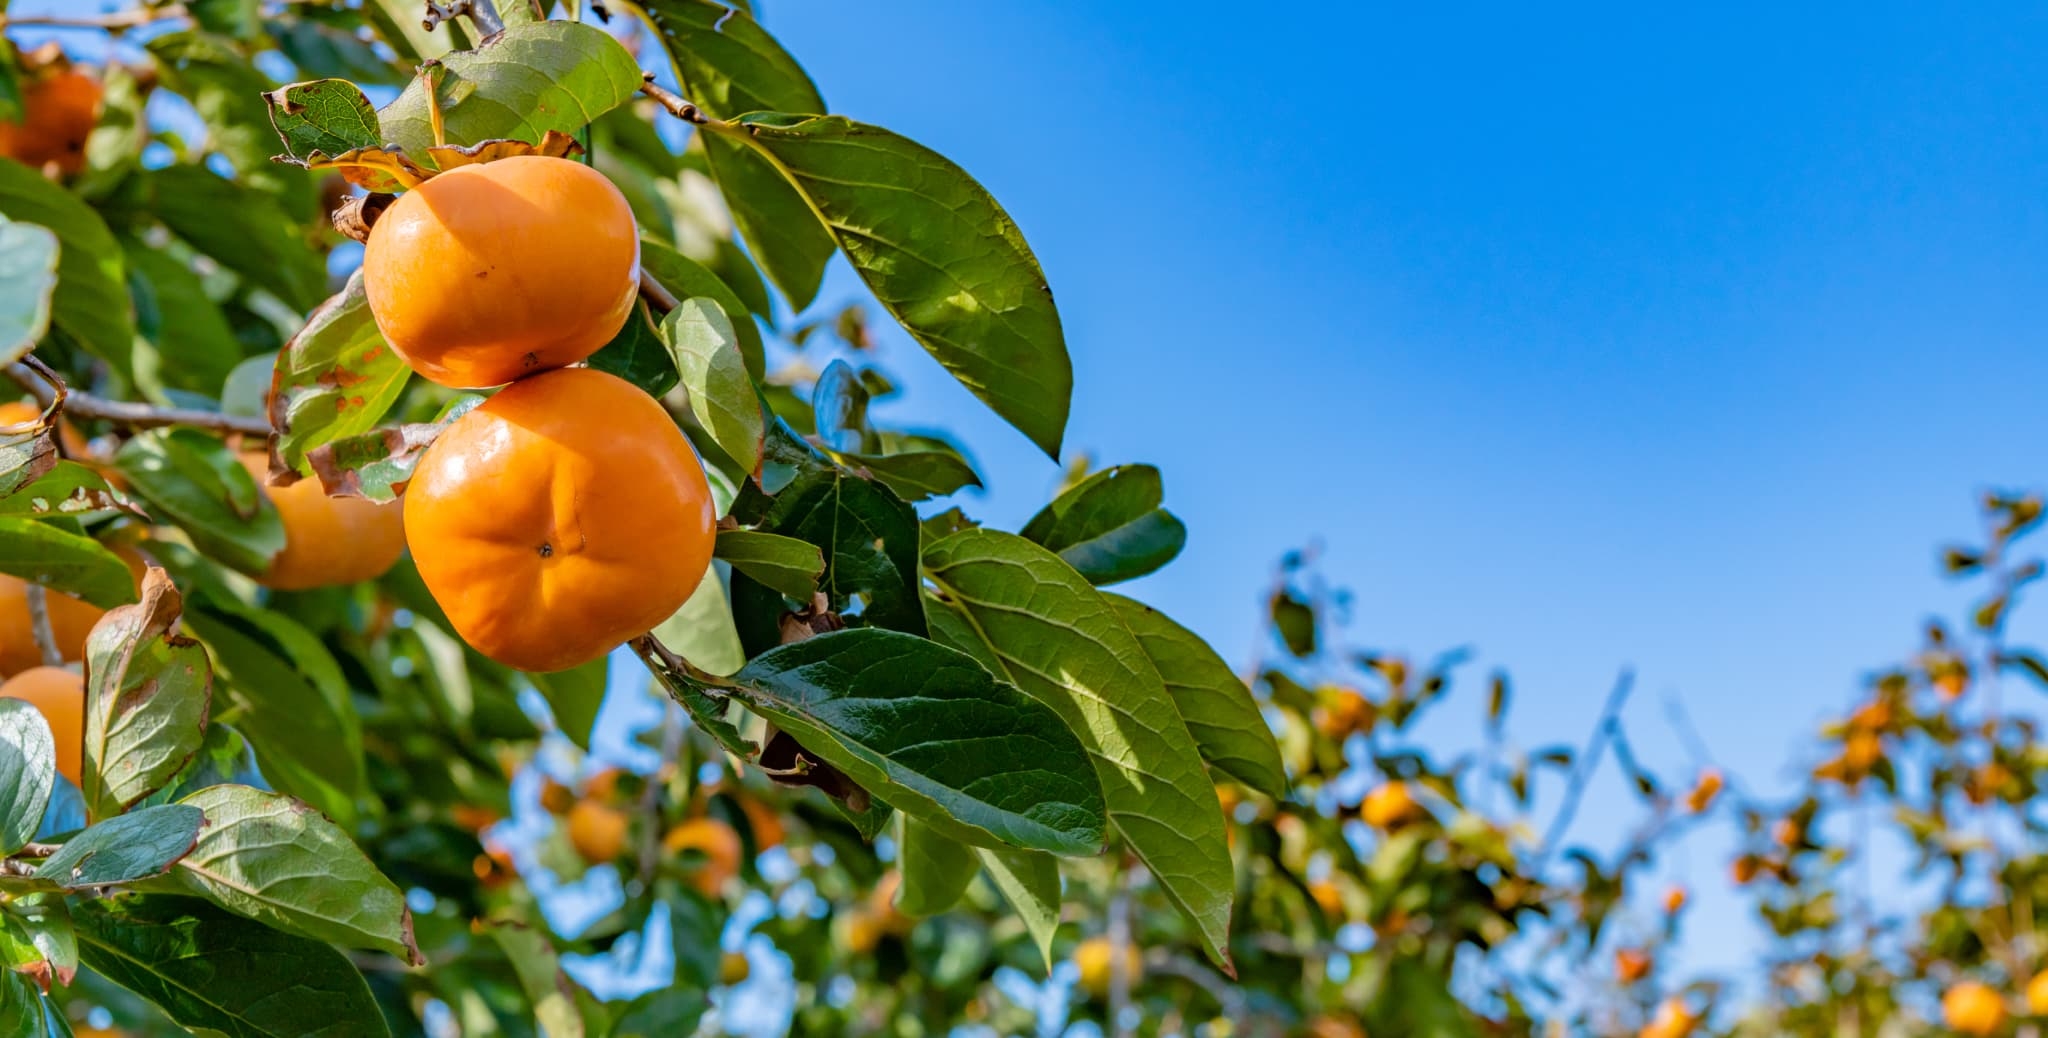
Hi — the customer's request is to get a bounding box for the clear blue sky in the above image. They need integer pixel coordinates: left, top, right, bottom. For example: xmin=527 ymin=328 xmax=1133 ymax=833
xmin=761 ymin=0 xmax=2048 ymax=983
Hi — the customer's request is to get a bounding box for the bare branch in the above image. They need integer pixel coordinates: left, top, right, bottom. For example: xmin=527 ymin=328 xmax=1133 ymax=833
xmin=1533 ymin=668 xmax=1635 ymax=870
xmin=6 ymin=361 xmax=270 ymax=438
xmin=24 ymin=585 xmax=61 ymax=668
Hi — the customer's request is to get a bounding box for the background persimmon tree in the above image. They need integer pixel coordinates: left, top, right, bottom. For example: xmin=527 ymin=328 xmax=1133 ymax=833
xmin=3 ymin=2 xmax=2046 ymax=1037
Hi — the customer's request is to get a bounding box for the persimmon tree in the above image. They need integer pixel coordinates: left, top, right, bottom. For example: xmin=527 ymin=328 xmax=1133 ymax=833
xmin=4 ymin=2 xmax=2047 ymax=1038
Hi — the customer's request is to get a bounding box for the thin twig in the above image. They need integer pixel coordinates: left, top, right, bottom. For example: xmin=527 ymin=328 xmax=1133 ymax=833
xmin=1108 ymin=861 xmax=1134 ymax=1038
xmin=638 ymin=270 xmax=680 ymax=315
xmin=7 ymin=361 xmax=270 ymax=438
xmin=635 ymin=702 xmax=685 ymax=887
xmin=24 ymin=585 xmax=62 ymax=668
xmin=638 ymin=74 xmax=712 ymax=126
xmin=1534 ymin=669 xmax=1635 ymax=870
xmin=0 ymin=5 xmax=185 ymax=30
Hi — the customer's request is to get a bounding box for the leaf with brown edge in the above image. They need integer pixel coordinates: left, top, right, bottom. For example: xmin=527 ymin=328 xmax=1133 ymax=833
xmin=423 ymin=129 xmax=583 ymax=170
xmin=268 ymin=271 xmax=410 ymax=477
xmin=292 ymin=144 xmax=432 ymax=193
xmin=306 ymin=395 xmax=483 ymax=502
xmin=81 ymin=567 xmax=213 ymax=822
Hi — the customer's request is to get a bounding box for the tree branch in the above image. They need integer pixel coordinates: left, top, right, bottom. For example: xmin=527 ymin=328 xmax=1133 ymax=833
xmin=24 ymin=585 xmax=62 ymax=668
xmin=1534 ymin=668 xmax=1635 ymax=870
xmin=7 ymin=360 xmax=270 ymax=438
xmin=0 ymin=6 xmax=185 ymax=30
xmin=638 ymin=271 xmax=679 ymax=316
xmin=638 ymin=74 xmax=714 ymax=127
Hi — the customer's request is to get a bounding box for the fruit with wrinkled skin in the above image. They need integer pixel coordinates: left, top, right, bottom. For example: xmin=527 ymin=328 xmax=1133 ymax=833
xmin=0 ymin=666 xmax=85 ymax=785
xmin=362 ymin=156 xmax=639 ymax=388
xmin=404 ymin=368 xmax=715 ymax=673
xmin=1943 ymin=981 xmax=2006 ymax=1036
xmin=238 ymin=454 xmax=406 ymax=590
xmin=0 ymin=69 xmax=101 ymax=176
xmin=663 ymin=817 xmax=743 ymax=897
xmin=566 ymin=799 xmax=628 ymax=864
xmin=1075 ymin=935 xmax=1143 ymax=998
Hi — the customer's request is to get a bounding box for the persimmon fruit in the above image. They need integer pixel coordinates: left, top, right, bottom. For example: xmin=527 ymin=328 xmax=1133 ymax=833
xmin=404 ymin=368 xmax=715 ymax=673
xmin=1361 ymin=780 xmax=1423 ymax=829
xmin=1075 ymin=935 xmax=1143 ymax=998
xmin=2026 ymin=969 xmax=2048 ymax=1015
xmin=0 ymin=576 xmax=105 ymax=678
xmin=362 ymin=155 xmax=639 ymax=388
xmin=237 ymin=453 xmax=406 ymax=590
xmin=0 ymin=69 xmax=100 ymax=177
xmin=1944 ymin=981 xmax=2007 ymax=1036
xmin=0 ymin=666 xmax=85 ymax=785
xmin=663 ymin=817 xmax=742 ymax=897
xmin=566 ymin=799 xmax=628 ymax=864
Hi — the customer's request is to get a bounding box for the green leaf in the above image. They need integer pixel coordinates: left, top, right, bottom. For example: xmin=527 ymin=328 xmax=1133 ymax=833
xmin=1021 ymin=465 xmax=1186 ymax=586
xmin=714 ymin=530 xmax=823 ymax=601
xmin=1106 ymin=593 xmax=1287 ymax=798
xmin=751 ymin=468 xmax=924 ymax=636
xmin=74 ymin=895 xmax=390 ymax=1038
xmin=0 ymin=461 xmax=138 ymax=521
xmin=923 ymin=529 xmax=1235 ymax=971
xmin=82 ymin=570 xmax=212 ymax=820
xmin=726 ymin=628 xmax=1106 ymax=856
xmin=650 ymin=563 xmax=748 ymax=678
xmin=263 ymin=78 xmax=382 ymax=161
xmin=183 ymin=604 xmax=362 ymax=826
xmin=587 ymin=298 xmax=678 ymax=398
xmin=0 ymin=217 xmax=58 ymax=366
xmin=78 ymin=64 xmax=148 ymax=201
xmin=838 ymin=449 xmax=982 ymax=503
xmin=640 ymin=239 xmax=764 ymax=379
xmin=267 ymin=275 xmax=408 ymax=470
xmin=978 ymin=847 xmax=1061 ymax=973
xmin=0 ymin=518 xmax=134 ymax=609
xmin=894 ymin=815 xmax=977 ymax=917
xmin=379 ymin=21 xmax=645 ymax=158
xmin=633 ymin=0 xmax=824 ymax=119
xmin=485 ymin=921 xmax=608 ymax=1038
xmin=146 ymin=32 xmax=308 ymax=203
xmin=171 ymin=785 xmax=420 ymax=963
xmin=665 ymin=297 xmax=764 ymax=478
xmin=267 ymin=19 xmax=411 ymax=87
xmin=0 ymin=700 xmax=55 ymax=855
xmin=121 ymin=239 xmax=243 ymax=396
xmin=0 ymin=973 xmax=68 ymax=1036
xmin=115 ymin=430 xmax=285 ymax=577
xmin=0 ymin=893 xmax=76 ymax=990
xmin=610 ymin=988 xmax=711 ymax=1038
xmin=528 ymin=657 xmax=608 ymax=750
xmin=717 ymin=115 xmax=1071 ymax=456
xmin=36 ymin=805 xmax=205 ymax=888
xmin=148 ymin=164 xmax=329 ymax=311
xmin=0 ymin=159 xmax=133 ymax=376
xmin=632 ymin=0 xmax=834 ymax=311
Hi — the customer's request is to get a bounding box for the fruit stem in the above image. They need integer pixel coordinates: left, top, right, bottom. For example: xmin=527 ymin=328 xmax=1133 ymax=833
xmin=637 ymin=271 xmax=680 ymax=316
xmin=23 ymin=585 xmax=61 ymax=668
xmin=6 ymin=357 xmax=271 ymax=438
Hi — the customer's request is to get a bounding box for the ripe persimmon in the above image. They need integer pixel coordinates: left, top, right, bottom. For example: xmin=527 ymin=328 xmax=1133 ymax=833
xmin=0 ymin=69 xmax=101 ymax=177
xmin=566 ymin=799 xmax=628 ymax=864
xmin=0 ymin=576 xmax=107 ymax=678
xmin=404 ymin=368 xmax=714 ymax=673
xmin=1943 ymin=981 xmax=2006 ymax=1036
xmin=1361 ymin=780 xmax=1423 ymax=829
xmin=362 ymin=156 xmax=639 ymax=388
xmin=1075 ymin=935 xmax=1143 ymax=997
xmin=237 ymin=453 xmax=406 ymax=590
xmin=2026 ymin=969 xmax=2048 ymax=1015
xmin=663 ymin=817 xmax=742 ymax=897
xmin=0 ymin=666 xmax=85 ymax=785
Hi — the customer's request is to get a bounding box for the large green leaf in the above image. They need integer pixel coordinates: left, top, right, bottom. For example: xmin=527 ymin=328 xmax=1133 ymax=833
xmin=1106 ymin=593 xmax=1287 ymax=798
xmin=263 ymin=78 xmax=382 ymax=161
xmin=183 ymin=604 xmax=363 ymax=825
xmin=979 ymin=847 xmax=1061 ymax=972
xmin=0 ymin=518 xmax=133 ymax=609
xmin=717 ymin=115 xmax=1071 ymax=456
xmin=651 ymin=563 xmax=748 ymax=679
xmin=485 ymin=921 xmax=609 ymax=1038
xmin=895 ymin=815 xmax=977 ymax=917
xmin=171 ymin=785 xmax=419 ymax=962
xmin=0 ymin=700 xmax=55 ymax=855
xmin=639 ymin=239 xmax=764 ymax=379
xmin=527 ymin=656 xmax=608 ymax=750
xmin=74 ymin=895 xmax=390 ymax=1038
xmin=587 ymin=297 xmax=678 ymax=398
xmin=750 ymin=468 xmax=924 ymax=635
xmin=82 ymin=570 xmax=212 ymax=820
xmin=0 ymin=461 xmax=137 ymax=522
xmin=666 ymin=298 xmax=764 ymax=478
xmin=0 ymin=972 xmax=67 ymax=1035
xmin=36 ymin=805 xmax=205 ymax=888
xmin=379 ymin=21 xmax=645 ymax=158
xmin=922 ymin=529 xmax=1235 ymax=970
xmin=0 ymin=217 xmax=58 ymax=366
xmin=1021 ymin=465 xmax=1186 ymax=586
xmin=269 ymin=272 xmax=409 ymax=473
xmin=633 ymin=0 xmax=835 ymax=311
xmin=714 ymin=530 xmax=823 ymax=601
xmin=839 ymin=448 xmax=982 ymax=504
xmin=146 ymin=32 xmax=307 ymax=205
xmin=726 ymin=628 xmax=1106 ymax=856
xmin=121 ymin=239 xmax=243 ymax=397
xmin=148 ymin=164 xmax=328 ymax=311
xmin=115 ymin=430 xmax=285 ymax=577
xmin=0 ymin=159 xmax=133 ymax=375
